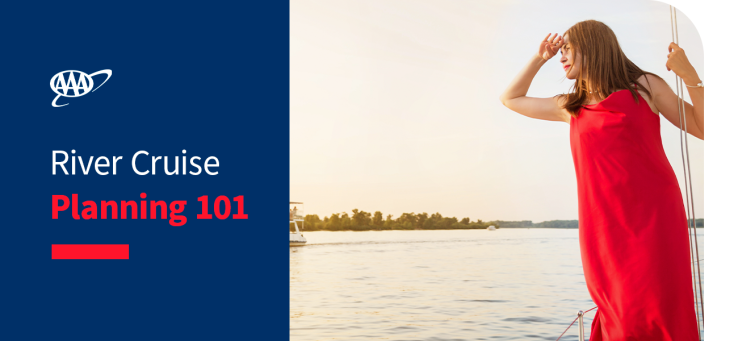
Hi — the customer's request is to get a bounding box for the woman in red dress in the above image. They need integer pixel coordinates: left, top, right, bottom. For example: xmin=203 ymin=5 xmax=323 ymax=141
xmin=499 ymin=20 xmax=703 ymax=340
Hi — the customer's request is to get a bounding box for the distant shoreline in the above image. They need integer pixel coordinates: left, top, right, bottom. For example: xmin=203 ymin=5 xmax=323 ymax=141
xmin=293 ymin=214 xmax=704 ymax=232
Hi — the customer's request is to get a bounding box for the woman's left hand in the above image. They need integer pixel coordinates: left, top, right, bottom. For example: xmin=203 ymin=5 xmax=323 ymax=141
xmin=666 ymin=42 xmax=700 ymax=85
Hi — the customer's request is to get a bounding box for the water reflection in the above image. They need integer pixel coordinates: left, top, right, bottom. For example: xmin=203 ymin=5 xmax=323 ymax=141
xmin=290 ymin=229 xmax=704 ymax=340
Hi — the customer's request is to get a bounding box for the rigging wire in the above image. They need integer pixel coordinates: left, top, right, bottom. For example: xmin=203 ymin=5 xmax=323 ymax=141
xmin=670 ymin=5 xmax=704 ymax=339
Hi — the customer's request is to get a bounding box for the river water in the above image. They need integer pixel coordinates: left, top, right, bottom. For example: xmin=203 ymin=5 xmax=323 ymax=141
xmin=290 ymin=228 xmax=704 ymax=340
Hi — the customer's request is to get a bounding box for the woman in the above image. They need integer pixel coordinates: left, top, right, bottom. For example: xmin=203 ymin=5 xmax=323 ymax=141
xmin=499 ymin=20 xmax=703 ymax=340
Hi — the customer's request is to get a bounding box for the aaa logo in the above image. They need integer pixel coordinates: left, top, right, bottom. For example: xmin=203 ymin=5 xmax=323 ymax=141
xmin=50 ymin=70 xmax=112 ymax=107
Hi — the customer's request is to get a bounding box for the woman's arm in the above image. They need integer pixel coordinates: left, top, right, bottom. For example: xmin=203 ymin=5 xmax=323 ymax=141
xmin=656 ymin=42 xmax=704 ymax=140
xmin=647 ymin=74 xmax=704 ymax=140
xmin=499 ymin=34 xmax=568 ymax=123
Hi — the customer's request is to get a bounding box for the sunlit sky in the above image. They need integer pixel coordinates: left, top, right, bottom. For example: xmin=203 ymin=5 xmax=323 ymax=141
xmin=290 ymin=0 xmax=704 ymax=222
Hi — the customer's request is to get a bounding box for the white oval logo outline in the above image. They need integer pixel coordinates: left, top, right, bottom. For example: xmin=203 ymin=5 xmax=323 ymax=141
xmin=50 ymin=69 xmax=112 ymax=107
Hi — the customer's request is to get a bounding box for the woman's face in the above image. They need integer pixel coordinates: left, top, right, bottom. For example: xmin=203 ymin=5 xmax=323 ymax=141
xmin=560 ymin=35 xmax=580 ymax=79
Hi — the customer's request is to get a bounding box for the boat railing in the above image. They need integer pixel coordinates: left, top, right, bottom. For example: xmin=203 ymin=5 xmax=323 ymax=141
xmin=555 ymin=307 xmax=597 ymax=341
xmin=291 ymin=214 xmax=304 ymax=221
xmin=290 ymin=209 xmax=305 ymax=221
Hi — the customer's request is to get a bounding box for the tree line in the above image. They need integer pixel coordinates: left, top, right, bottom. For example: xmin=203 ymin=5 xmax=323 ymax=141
xmin=293 ymin=209 xmax=491 ymax=231
xmin=290 ymin=210 xmax=704 ymax=232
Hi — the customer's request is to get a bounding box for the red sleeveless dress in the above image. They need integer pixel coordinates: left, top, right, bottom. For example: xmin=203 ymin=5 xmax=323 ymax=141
xmin=569 ymin=86 xmax=699 ymax=340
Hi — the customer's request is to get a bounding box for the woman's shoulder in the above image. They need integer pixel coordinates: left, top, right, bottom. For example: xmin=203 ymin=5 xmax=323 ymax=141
xmin=635 ymin=74 xmax=669 ymax=95
xmin=633 ymin=74 xmax=664 ymax=115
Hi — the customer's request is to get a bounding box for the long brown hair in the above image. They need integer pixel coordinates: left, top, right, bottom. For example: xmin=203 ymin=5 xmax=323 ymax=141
xmin=557 ymin=20 xmax=663 ymax=117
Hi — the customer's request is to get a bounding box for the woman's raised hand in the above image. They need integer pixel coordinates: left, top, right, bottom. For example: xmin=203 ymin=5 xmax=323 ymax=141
xmin=666 ymin=42 xmax=700 ymax=85
xmin=499 ymin=34 xmax=570 ymax=123
xmin=538 ymin=33 xmax=562 ymax=61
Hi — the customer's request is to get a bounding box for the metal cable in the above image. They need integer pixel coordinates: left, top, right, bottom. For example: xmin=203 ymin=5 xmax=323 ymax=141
xmin=670 ymin=8 xmax=700 ymax=332
xmin=670 ymin=6 xmax=704 ymax=339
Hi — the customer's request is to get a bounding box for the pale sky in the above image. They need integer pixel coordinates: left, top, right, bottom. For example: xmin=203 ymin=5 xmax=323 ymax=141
xmin=290 ymin=0 xmax=704 ymax=222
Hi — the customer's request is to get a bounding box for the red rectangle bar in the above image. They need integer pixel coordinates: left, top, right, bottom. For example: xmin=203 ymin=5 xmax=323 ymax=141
xmin=52 ymin=244 xmax=129 ymax=259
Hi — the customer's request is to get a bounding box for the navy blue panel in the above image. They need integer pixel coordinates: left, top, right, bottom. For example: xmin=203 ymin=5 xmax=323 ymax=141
xmin=0 ymin=1 xmax=288 ymax=340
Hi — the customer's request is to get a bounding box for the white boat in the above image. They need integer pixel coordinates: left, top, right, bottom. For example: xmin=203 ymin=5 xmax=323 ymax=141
xmin=487 ymin=225 xmax=497 ymax=231
xmin=290 ymin=201 xmax=307 ymax=246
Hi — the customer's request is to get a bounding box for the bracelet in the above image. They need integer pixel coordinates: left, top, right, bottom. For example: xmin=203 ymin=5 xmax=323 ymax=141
xmin=685 ymin=80 xmax=704 ymax=88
